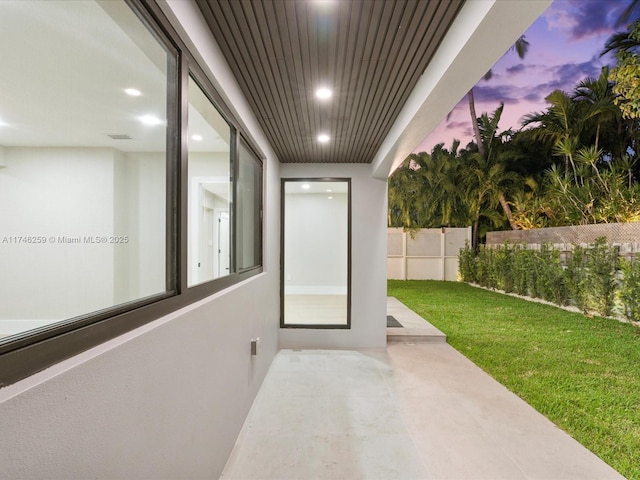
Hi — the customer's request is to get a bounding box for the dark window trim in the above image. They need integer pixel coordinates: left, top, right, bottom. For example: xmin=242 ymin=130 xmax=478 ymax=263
xmin=179 ymin=37 xmax=265 ymax=163
xmin=165 ymin=7 xmax=181 ymax=297
xmin=279 ymin=178 xmax=352 ymax=330
xmin=0 ymin=0 xmax=264 ymax=388
xmin=236 ymin=136 xmax=264 ymax=273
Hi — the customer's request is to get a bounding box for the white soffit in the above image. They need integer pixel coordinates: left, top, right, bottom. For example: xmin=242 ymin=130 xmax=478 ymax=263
xmin=371 ymin=0 xmax=553 ymax=179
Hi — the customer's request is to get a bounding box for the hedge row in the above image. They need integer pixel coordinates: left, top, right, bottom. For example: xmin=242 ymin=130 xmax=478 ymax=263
xmin=458 ymin=237 xmax=640 ymax=322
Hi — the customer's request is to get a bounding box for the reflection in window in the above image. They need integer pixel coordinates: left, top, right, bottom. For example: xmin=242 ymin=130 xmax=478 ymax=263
xmin=187 ymin=76 xmax=232 ymax=286
xmin=0 ymin=0 xmax=171 ymax=340
xmin=237 ymin=141 xmax=262 ymax=271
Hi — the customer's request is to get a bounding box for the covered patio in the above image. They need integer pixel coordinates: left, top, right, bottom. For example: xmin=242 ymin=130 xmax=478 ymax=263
xmin=6 ymin=1 xmax=608 ymax=478
xmin=221 ymin=300 xmax=623 ymax=480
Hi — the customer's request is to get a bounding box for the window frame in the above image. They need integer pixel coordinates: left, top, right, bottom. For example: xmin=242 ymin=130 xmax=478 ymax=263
xmin=0 ymin=0 xmax=264 ymax=387
xmin=236 ymin=136 xmax=264 ymax=274
xmin=185 ymin=72 xmax=236 ymax=288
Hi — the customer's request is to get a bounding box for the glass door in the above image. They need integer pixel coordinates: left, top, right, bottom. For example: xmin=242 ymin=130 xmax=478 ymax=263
xmin=281 ymin=179 xmax=351 ymax=328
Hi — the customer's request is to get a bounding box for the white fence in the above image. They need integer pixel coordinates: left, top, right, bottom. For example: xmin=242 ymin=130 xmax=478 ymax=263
xmin=387 ymin=227 xmax=471 ymax=281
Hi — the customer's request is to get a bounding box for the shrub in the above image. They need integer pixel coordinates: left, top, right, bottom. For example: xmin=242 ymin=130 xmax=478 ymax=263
xmin=494 ymin=242 xmax=515 ymax=293
xmin=565 ymin=244 xmax=589 ymax=313
xmin=459 ymin=237 xmax=626 ymax=318
xmin=536 ymin=244 xmax=568 ymax=306
xmin=619 ymin=258 xmax=640 ymax=322
xmin=458 ymin=241 xmax=477 ymax=283
xmin=527 ymin=246 xmax=542 ymax=299
xmin=512 ymin=244 xmax=530 ymax=296
xmin=585 ymin=237 xmax=618 ymax=316
xmin=476 ymin=246 xmax=492 ymax=288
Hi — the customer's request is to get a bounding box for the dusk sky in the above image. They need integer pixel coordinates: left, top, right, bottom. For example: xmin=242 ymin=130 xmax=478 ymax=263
xmin=414 ymin=0 xmax=634 ymax=153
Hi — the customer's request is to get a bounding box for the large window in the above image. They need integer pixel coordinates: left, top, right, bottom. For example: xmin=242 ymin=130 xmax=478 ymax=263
xmin=0 ymin=0 xmax=173 ymax=341
xmin=187 ymin=75 xmax=232 ymax=286
xmin=0 ymin=0 xmax=264 ymax=386
xmin=237 ymin=139 xmax=263 ymax=272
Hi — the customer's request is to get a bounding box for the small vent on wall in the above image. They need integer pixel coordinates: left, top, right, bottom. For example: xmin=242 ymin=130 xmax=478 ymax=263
xmin=107 ymin=134 xmax=132 ymax=140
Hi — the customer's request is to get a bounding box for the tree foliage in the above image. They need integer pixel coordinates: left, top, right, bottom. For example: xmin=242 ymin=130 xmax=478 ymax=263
xmin=606 ymin=21 xmax=640 ymax=119
xmin=389 ymin=18 xmax=640 ymax=241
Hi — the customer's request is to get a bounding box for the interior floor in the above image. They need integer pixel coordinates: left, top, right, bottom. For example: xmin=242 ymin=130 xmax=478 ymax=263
xmin=221 ymin=345 xmax=622 ymax=480
xmin=283 ymin=294 xmax=348 ymax=325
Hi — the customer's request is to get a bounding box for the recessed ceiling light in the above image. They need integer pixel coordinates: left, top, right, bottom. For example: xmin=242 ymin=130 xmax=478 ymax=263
xmin=315 ymin=88 xmax=332 ymax=100
xmin=318 ymin=133 xmax=330 ymax=143
xmin=191 ymin=134 xmax=203 ymax=141
xmin=328 ymin=196 xmax=333 ymax=200
xmin=301 ymin=183 xmax=311 ymax=190
xmin=125 ymin=88 xmax=142 ymax=96
xmin=326 ymin=189 xmax=333 ymax=192
xmin=139 ymin=115 xmax=164 ymax=126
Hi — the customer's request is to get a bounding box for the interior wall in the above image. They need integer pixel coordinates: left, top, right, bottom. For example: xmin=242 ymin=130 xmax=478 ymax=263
xmin=0 ymin=147 xmax=166 ymax=333
xmin=284 ymin=191 xmax=348 ymax=293
xmin=124 ymin=152 xmax=166 ymax=299
xmin=0 ymin=1 xmax=281 ymax=478
xmin=0 ymin=147 xmax=117 ymax=325
xmin=113 ymin=149 xmax=132 ymax=303
xmin=279 ymin=164 xmax=388 ymax=349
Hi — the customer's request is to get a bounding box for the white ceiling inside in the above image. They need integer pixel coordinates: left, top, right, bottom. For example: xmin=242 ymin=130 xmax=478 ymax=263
xmin=0 ymin=0 xmax=228 ymax=154
xmin=285 ymin=181 xmax=349 ymax=195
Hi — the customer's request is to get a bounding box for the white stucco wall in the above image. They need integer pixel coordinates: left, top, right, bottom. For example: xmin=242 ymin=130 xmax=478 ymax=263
xmin=0 ymin=275 xmax=279 ymax=478
xmin=0 ymin=1 xmax=281 ymax=478
xmin=279 ymin=164 xmax=388 ymax=349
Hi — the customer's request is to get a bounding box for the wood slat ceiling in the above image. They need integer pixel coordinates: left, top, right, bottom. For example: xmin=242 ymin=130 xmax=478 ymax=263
xmin=196 ymin=0 xmax=464 ymax=164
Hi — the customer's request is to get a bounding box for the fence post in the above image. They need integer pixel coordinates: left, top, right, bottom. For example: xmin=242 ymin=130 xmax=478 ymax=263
xmin=402 ymin=230 xmax=407 ymax=280
xmin=441 ymin=228 xmax=446 ymax=281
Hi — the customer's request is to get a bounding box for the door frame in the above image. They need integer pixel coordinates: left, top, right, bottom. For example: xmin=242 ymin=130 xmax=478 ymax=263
xmin=280 ymin=177 xmax=352 ymax=329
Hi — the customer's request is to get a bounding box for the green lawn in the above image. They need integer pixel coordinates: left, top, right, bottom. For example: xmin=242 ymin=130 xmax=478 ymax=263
xmin=388 ymin=280 xmax=640 ymax=480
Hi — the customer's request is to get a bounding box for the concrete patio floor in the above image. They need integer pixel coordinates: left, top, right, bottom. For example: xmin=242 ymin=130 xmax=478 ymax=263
xmin=220 ymin=303 xmax=624 ymax=480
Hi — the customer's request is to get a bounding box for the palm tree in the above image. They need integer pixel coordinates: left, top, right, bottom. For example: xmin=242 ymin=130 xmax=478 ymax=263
xmin=615 ymin=0 xmax=640 ymax=27
xmin=469 ymin=36 xmax=529 ymax=155
xmin=462 ymin=153 xmax=520 ymax=249
xmin=388 ymin=157 xmax=420 ymax=228
xmin=575 ymin=146 xmax=606 ymax=192
xmin=414 ymin=143 xmax=471 ymax=227
xmin=476 ymin=104 xmax=520 ymax=229
xmin=606 ymin=0 xmax=640 ymax=51
xmin=389 ymin=143 xmax=472 ymax=230
xmin=572 ymin=67 xmax=619 ymax=152
xmin=522 ymin=90 xmax=585 ymax=180
xmin=412 ymin=147 xmax=450 ymax=227
xmin=463 ymin=105 xmax=523 ymax=247
xmin=543 ymin=164 xmax=594 ymax=225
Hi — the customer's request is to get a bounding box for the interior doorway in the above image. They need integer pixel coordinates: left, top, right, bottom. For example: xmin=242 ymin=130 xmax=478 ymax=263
xmin=217 ymin=211 xmax=230 ymax=277
xmin=189 ymin=178 xmax=231 ymax=286
xmin=200 ymin=202 xmax=215 ymax=282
